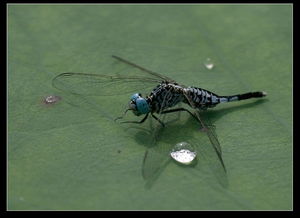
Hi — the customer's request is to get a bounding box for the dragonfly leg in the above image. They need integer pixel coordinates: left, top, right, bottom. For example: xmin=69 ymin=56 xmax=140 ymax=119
xmin=151 ymin=114 xmax=165 ymax=127
xmin=114 ymin=109 xmax=130 ymax=121
xmin=120 ymin=113 xmax=149 ymax=125
xmin=161 ymin=108 xmax=199 ymax=123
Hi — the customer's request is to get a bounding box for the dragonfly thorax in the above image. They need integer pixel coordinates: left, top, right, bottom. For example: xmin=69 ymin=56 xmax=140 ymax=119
xmin=129 ymin=93 xmax=150 ymax=116
xmin=149 ymin=82 xmax=185 ymax=113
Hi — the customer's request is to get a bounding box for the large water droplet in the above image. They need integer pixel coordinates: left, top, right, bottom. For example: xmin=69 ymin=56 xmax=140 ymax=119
xmin=170 ymin=142 xmax=197 ymax=165
xmin=204 ymin=58 xmax=214 ymax=70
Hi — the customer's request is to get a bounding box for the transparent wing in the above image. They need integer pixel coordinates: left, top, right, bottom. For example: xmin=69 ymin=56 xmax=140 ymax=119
xmin=111 ymin=55 xmax=175 ymax=83
xmin=51 ymin=56 xmax=175 ymax=122
xmin=182 ymin=91 xmax=227 ymax=173
xmin=52 ymin=72 xmax=161 ymax=96
xmin=142 ymin=125 xmax=172 ymax=185
xmin=142 ymin=90 xmax=227 ymax=188
xmin=194 ymin=110 xmax=228 ymax=187
xmin=142 ymin=90 xmax=175 ymax=187
xmin=196 ymin=111 xmax=226 ymax=172
xmin=52 ymin=55 xmax=175 ymax=97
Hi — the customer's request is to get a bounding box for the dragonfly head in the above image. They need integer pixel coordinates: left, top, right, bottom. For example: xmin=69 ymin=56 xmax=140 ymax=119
xmin=129 ymin=93 xmax=150 ymax=116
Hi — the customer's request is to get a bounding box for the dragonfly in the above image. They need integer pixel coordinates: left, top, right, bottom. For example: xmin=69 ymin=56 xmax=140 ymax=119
xmin=52 ymin=55 xmax=267 ymax=184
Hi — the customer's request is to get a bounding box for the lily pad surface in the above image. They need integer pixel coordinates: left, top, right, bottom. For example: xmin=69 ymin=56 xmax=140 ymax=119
xmin=8 ymin=4 xmax=292 ymax=210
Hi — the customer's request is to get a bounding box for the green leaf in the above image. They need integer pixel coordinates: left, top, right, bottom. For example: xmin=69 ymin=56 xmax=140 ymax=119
xmin=8 ymin=4 xmax=292 ymax=210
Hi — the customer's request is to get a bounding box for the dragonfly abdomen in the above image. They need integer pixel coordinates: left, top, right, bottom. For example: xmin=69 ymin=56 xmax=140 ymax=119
xmin=184 ymin=87 xmax=267 ymax=109
xmin=218 ymin=91 xmax=267 ymax=103
xmin=183 ymin=87 xmax=220 ymax=109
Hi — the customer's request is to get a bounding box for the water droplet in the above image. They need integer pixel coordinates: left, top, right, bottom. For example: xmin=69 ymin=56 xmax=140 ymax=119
xmin=43 ymin=95 xmax=61 ymax=105
xmin=170 ymin=142 xmax=197 ymax=165
xmin=204 ymin=58 xmax=214 ymax=70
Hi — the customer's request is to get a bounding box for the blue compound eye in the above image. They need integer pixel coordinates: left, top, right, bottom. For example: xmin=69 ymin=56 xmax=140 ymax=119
xmin=136 ymin=98 xmax=150 ymax=114
xmin=130 ymin=93 xmax=140 ymax=102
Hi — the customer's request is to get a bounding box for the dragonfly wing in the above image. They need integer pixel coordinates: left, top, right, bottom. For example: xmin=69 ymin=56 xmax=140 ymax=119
xmin=51 ymin=57 xmax=174 ymax=124
xmin=182 ymin=91 xmax=226 ymax=173
xmin=142 ymin=131 xmax=172 ymax=182
xmin=195 ymin=110 xmax=226 ymax=172
xmin=142 ymin=89 xmax=182 ymax=187
xmin=112 ymin=55 xmax=175 ymax=83
xmin=52 ymin=55 xmax=177 ymax=96
xmin=52 ymin=72 xmax=160 ymax=96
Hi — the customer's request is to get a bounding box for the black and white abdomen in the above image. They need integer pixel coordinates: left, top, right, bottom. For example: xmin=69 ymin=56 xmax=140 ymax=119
xmin=183 ymin=87 xmax=220 ymax=109
xmin=182 ymin=86 xmax=267 ymax=109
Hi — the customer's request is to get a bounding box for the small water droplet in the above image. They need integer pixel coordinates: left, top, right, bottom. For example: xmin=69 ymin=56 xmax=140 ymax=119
xmin=204 ymin=58 xmax=214 ymax=70
xmin=170 ymin=142 xmax=197 ymax=165
xmin=43 ymin=95 xmax=61 ymax=105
